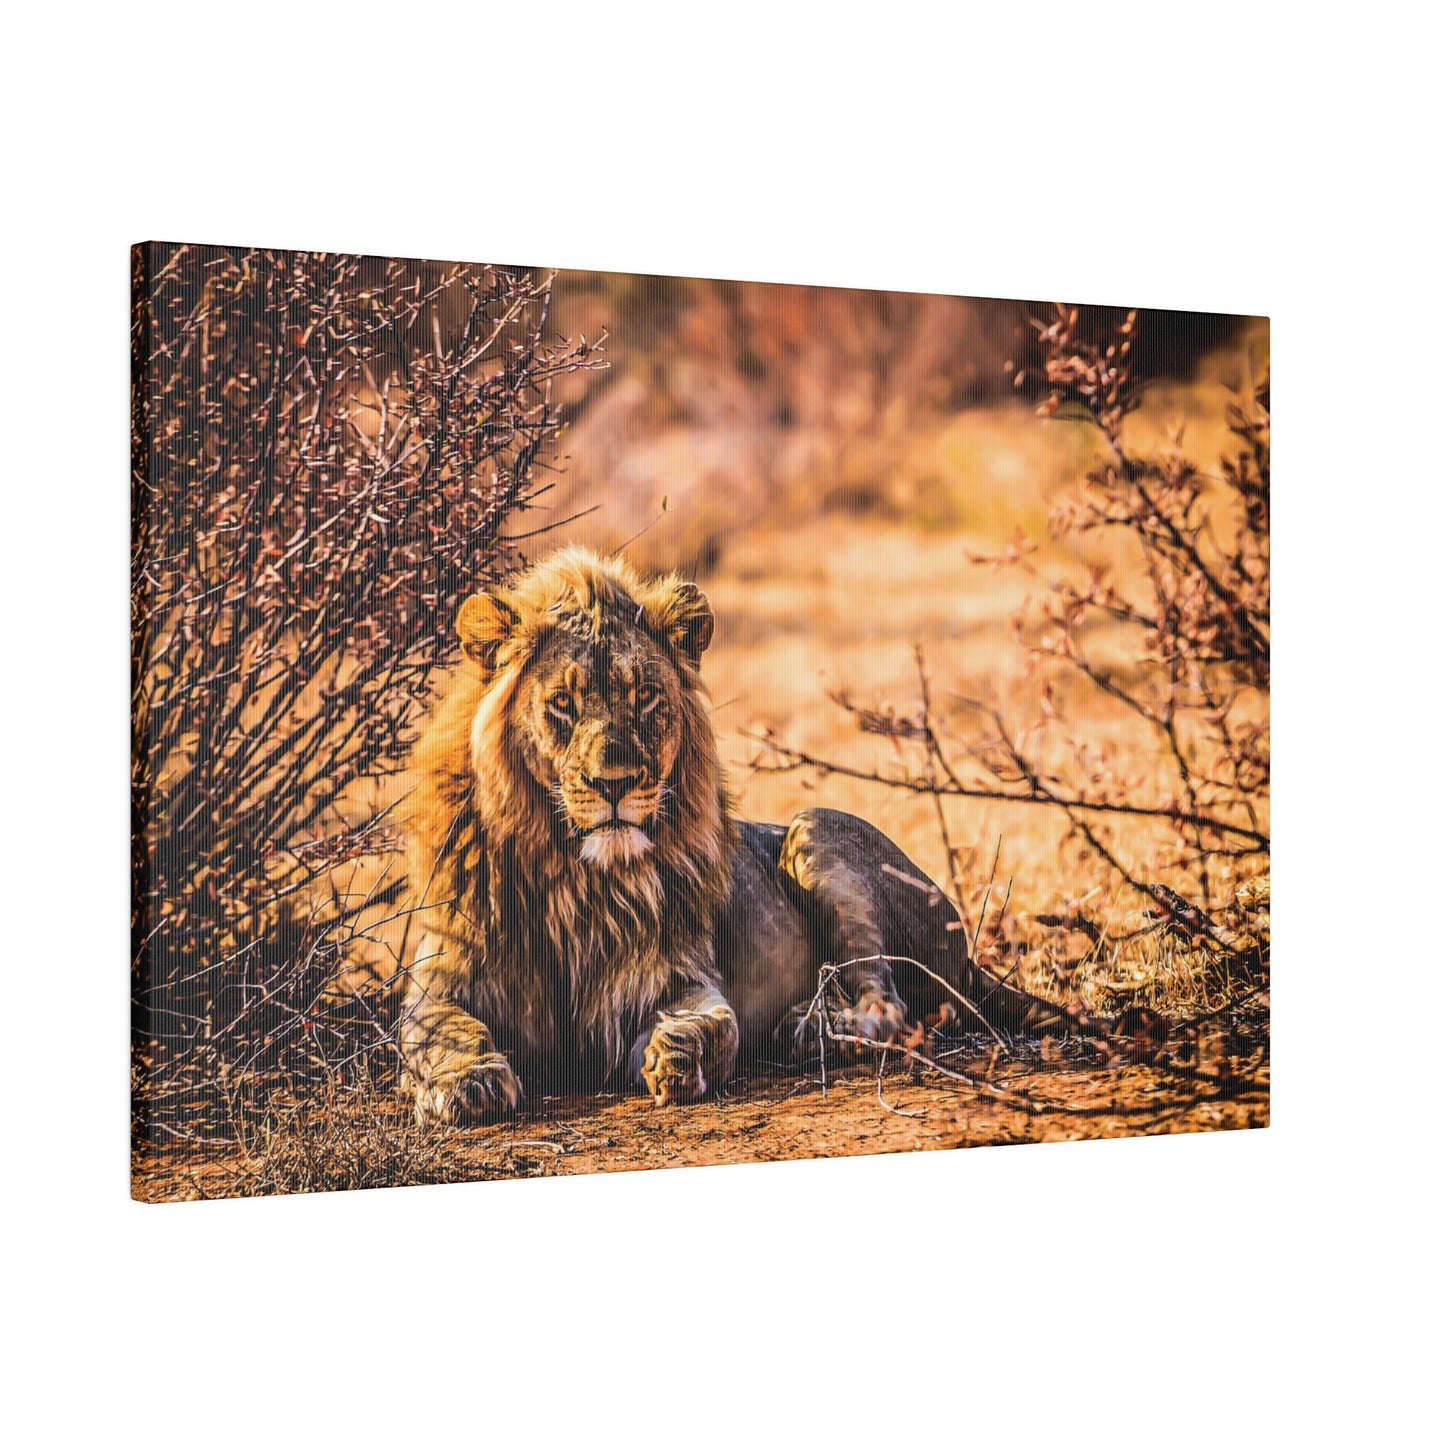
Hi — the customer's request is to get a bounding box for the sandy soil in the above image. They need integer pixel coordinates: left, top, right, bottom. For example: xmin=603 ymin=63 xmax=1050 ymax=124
xmin=144 ymin=1005 xmax=1269 ymax=1201
xmin=451 ymin=1042 xmax=1270 ymax=1185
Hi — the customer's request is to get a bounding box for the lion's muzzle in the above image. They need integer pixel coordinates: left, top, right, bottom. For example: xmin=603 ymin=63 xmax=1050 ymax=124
xmin=566 ymin=766 xmax=660 ymax=866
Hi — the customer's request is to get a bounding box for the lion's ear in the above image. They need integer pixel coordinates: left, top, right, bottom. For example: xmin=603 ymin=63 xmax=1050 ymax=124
xmin=649 ymin=579 xmax=714 ymax=663
xmin=458 ymin=592 xmax=519 ymax=672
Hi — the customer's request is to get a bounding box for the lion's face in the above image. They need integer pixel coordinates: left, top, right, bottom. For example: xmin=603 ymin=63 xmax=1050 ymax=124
xmin=513 ymin=623 xmax=686 ymax=865
xmin=455 ymin=547 xmax=716 ymax=870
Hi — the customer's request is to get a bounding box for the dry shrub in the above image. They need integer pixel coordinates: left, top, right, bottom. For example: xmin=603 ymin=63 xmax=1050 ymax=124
xmin=165 ymin=1065 xmax=470 ymax=1201
xmin=756 ymin=306 xmax=1270 ymax=1018
xmin=131 ymin=244 xmax=602 ymax=1182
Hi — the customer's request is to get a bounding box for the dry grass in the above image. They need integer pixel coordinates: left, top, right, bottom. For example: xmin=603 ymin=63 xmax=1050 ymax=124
xmin=135 ymin=1066 xmax=464 ymax=1201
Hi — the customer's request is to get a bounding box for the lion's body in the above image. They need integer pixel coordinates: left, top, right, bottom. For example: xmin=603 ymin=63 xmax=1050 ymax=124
xmin=398 ymin=546 xmax=1078 ymax=1120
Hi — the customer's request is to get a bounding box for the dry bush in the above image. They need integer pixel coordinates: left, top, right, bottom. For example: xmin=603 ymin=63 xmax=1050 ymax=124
xmin=131 ymin=244 xmax=601 ymax=1177
xmin=145 ymin=1063 xmax=469 ymax=1201
xmin=755 ymin=306 xmax=1270 ymax=1019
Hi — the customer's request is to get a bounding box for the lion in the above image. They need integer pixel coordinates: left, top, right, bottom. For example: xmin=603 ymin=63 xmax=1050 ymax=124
xmin=398 ymin=545 xmax=1088 ymax=1122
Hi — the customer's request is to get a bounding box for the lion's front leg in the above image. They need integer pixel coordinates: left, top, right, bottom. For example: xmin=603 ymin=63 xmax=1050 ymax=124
xmin=633 ymin=984 xmax=739 ymax=1107
xmin=399 ymin=934 xmax=523 ymax=1125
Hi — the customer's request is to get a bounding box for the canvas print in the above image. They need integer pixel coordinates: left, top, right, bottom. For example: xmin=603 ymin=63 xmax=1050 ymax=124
xmin=131 ymin=244 xmax=1269 ymax=1201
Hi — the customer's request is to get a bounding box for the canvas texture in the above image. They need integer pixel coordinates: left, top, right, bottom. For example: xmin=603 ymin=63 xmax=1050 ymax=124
xmin=130 ymin=243 xmax=1270 ymax=1201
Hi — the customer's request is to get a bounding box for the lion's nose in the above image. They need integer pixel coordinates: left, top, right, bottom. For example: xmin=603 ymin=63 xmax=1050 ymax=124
xmin=587 ymin=773 xmax=641 ymax=807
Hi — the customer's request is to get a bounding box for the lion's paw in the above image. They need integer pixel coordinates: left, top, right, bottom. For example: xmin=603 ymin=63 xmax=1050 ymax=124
xmin=779 ymin=986 xmax=907 ymax=1062
xmin=840 ymin=989 xmax=908 ymax=1055
xmin=411 ymin=1052 xmax=523 ymax=1126
xmin=640 ymin=1006 xmax=738 ymax=1107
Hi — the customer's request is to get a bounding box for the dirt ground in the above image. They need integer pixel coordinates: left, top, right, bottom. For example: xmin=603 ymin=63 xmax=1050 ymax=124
xmin=143 ymin=1001 xmax=1269 ymax=1201
xmin=453 ymin=1029 xmax=1269 ymax=1184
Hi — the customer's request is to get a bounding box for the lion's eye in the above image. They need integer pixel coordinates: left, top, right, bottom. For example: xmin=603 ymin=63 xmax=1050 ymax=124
xmin=547 ymin=692 xmax=574 ymax=717
xmin=636 ymin=684 xmax=662 ymax=713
